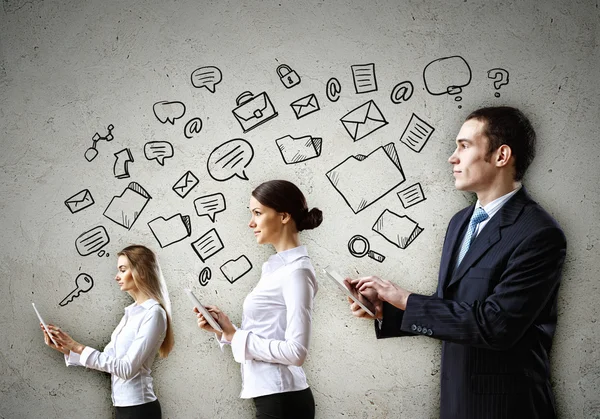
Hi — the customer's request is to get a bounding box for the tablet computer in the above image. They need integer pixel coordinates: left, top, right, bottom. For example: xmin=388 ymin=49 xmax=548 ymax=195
xmin=323 ymin=266 xmax=376 ymax=317
xmin=32 ymin=302 xmax=59 ymax=346
xmin=184 ymin=288 xmax=223 ymax=332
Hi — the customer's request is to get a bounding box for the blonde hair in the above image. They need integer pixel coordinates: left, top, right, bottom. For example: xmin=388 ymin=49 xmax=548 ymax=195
xmin=117 ymin=245 xmax=174 ymax=358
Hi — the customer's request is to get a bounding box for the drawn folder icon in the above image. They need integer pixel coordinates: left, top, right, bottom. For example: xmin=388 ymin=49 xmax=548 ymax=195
xmin=276 ymin=135 xmax=322 ymax=164
xmin=372 ymin=210 xmax=423 ymax=249
xmin=340 ymin=100 xmax=388 ymax=142
xmin=103 ymin=182 xmax=151 ymax=230
xmin=148 ymin=214 xmax=192 ymax=248
xmin=326 ymin=143 xmax=405 ymax=214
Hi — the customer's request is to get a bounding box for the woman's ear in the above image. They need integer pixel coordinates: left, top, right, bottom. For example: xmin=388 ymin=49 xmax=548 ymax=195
xmin=280 ymin=212 xmax=292 ymax=224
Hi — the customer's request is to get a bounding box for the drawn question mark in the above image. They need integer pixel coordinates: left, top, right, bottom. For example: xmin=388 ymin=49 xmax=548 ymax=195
xmin=487 ymin=68 xmax=510 ymax=98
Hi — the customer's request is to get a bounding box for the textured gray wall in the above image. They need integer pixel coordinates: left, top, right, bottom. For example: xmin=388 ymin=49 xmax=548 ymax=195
xmin=1 ymin=0 xmax=598 ymax=418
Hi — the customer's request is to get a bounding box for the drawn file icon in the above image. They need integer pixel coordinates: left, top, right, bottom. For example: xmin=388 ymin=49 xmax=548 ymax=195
xmin=276 ymin=135 xmax=322 ymax=164
xmin=372 ymin=210 xmax=423 ymax=249
xmin=148 ymin=214 xmax=192 ymax=248
xmin=220 ymin=255 xmax=253 ymax=284
xmin=399 ymin=114 xmax=435 ymax=153
xmin=397 ymin=183 xmax=426 ymax=209
xmin=191 ymin=228 xmax=224 ymax=262
xmin=103 ymin=182 xmax=151 ymax=230
xmin=351 ymin=63 xmax=378 ymax=94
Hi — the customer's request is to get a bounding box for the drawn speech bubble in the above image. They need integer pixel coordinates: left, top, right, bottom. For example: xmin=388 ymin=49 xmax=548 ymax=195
xmin=207 ymin=139 xmax=254 ymax=182
xmin=76 ymin=226 xmax=110 ymax=257
xmin=153 ymin=101 xmax=186 ymax=125
xmin=423 ymin=56 xmax=472 ymax=98
xmin=144 ymin=141 xmax=174 ymax=166
xmin=194 ymin=193 xmax=226 ymax=222
xmin=191 ymin=66 xmax=223 ymax=93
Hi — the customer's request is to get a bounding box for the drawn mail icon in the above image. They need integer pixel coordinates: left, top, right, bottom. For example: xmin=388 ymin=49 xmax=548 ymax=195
xmin=340 ymin=100 xmax=388 ymax=142
xmin=103 ymin=182 xmax=151 ymax=230
xmin=290 ymin=94 xmax=320 ymax=119
xmin=65 ymin=189 xmax=94 ymax=214
xmin=372 ymin=210 xmax=423 ymax=249
xmin=232 ymin=91 xmax=278 ymax=133
xmin=148 ymin=214 xmax=192 ymax=248
xmin=326 ymin=143 xmax=405 ymax=214
xmin=172 ymin=170 xmax=199 ymax=199
xmin=276 ymin=135 xmax=322 ymax=164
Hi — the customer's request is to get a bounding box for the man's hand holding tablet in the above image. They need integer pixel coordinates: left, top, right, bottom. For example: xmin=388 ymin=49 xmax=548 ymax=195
xmin=323 ymin=266 xmax=381 ymax=319
xmin=184 ymin=288 xmax=223 ymax=333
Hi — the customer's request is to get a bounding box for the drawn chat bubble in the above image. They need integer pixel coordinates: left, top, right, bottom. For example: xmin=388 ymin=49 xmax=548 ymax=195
xmin=153 ymin=101 xmax=186 ymax=124
xmin=191 ymin=66 xmax=223 ymax=93
xmin=423 ymin=56 xmax=472 ymax=101
xmin=144 ymin=141 xmax=174 ymax=166
xmin=194 ymin=193 xmax=226 ymax=222
xmin=207 ymin=139 xmax=254 ymax=182
xmin=76 ymin=226 xmax=110 ymax=257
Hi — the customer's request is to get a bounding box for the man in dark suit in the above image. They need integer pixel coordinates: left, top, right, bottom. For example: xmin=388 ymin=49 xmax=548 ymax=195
xmin=349 ymin=106 xmax=566 ymax=419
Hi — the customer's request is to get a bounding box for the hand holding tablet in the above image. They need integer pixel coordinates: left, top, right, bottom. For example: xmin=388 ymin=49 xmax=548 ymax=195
xmin=323 ymin=266 xmax=376 ymax=317
xmin=32 ymin=302 xmax=59 ymax=346
xmin=184 ymin=288 xmax=223 ymax=333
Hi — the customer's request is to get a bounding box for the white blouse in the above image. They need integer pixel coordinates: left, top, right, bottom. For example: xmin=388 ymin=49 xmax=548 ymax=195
xmin=65 ymin=298 xmax=167 ymax=407
xmin=223 ymin=245 xmax=318 ymax=399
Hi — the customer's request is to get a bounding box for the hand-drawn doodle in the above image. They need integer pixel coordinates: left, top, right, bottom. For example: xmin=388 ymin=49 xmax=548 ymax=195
xmin=232 ymin=91 xmax=278 ymax=133
xmin=423 ymin=56 xmax=472 ymax=106
xmin=65 ymin=189 xmax=95 ymax=214
xmin=390 ymin=81 xmax=414 ymax=104
xmin=347 ymin=234 xmax=386 ymax=262
xmin=340 ymin=100 xmax=388 ymax=142
xmin=351 ymin=63 xmax=378 ymax=94
xmin=326 ymin=143 xmax=405 ymax=214
xmin=103 ymin=182 xmax=151 ymax=230
xmin=84 ymin=124 xmax=114 ymax=162
xmin=75 ymin=226 xmax=110 ymax=257
xmin=399 ymin=113 xmax=435 ymax=153
xmin=276 ymin=134 xmax=322 ymax=164
xmin=487 ymin=68 xmax=510 ymax=97
xmin=113 ymin=148 xmax=134 ymax=179
xmin=326 ymin=77 xmax=341 ymax=102
xmin=207 ymin=139 xmax=254 ymax=182
xmin=198 ymin=267 xmax=212 ymax=286
xmin=172 ymin=170 xmax=199 ymax=198
xmin=276 ymin=64 xmax=301 ymax=88
xmin=144 ymin=141 xmax=174 ymax=166
xmin=59 ymin=273 xmax=94 ymax=307
xmin=191 ymin=228 xmax=224 ymax=262
xmin=153 ymin=101 xmax=186 ymax=125
xmin=220 ymin=255 xmax=253 ymax=284
xmin=290 ymin=94 xmax=320 ymax=119
xmin=148 ymin=214 xmax=192 ymax=248
xmin=372 ymin=209 xmax=423 ymax=249
xmin=191 ymin=66 xmax=222 ymax=93
xmin=184 ymin=118 xmax=203 ymax=138
xmin=397 ymin=183 xmax=426 ymax=209
xmin=194 ymin=193 xmax=226 ymax=222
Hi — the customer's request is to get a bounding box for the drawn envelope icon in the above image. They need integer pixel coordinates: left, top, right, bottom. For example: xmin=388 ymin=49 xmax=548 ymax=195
xmin=103 ymin=182 xmax=151 ymax=230
xmin=326 ymin=143 xmax=405 ymax=214
xmin=172 ymin=170 xmax=199 ymax=199
xmin=65 ymin=189 xmax=95 ymax=214
xmin=148 ymin=214 xmax=192 ymax=248
xmin=372 ymin=209 xmax=423 ymax=249
xmin=340 ymin=100 xmax=388 ymax=141
xmin=290 ymin=94 xmax=320 ymax=119
xmin=276 ymin=135 xmax=322 ymax=164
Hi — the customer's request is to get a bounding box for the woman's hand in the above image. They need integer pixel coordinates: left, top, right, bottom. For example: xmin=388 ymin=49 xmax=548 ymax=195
xmin=45 ymin=325 xmax=85 ymax=354
xmin=194 ymin=306 xmax=236 ymax=342
xmin=40 ymin=323 xmax=69 ymax=355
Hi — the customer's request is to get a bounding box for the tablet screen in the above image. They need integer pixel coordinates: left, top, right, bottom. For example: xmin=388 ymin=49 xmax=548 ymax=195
xmin=184 ymin=289 xmax=223 ymax=332
xmin=323 ymin=266 xmax=376 ymax=317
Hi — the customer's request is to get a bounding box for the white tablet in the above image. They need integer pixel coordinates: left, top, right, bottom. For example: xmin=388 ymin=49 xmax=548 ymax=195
xmin=184 ymin=288 xmax=223 ymax=332
xmin=323 ymin=266 xmax=376 ymax=317
xmin=32 ymin=302 xmax=59 ymax=346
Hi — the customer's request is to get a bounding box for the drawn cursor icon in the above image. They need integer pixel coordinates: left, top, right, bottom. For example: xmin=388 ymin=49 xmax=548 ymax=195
xmin=113 ymin=148 xmax=134 ymax=179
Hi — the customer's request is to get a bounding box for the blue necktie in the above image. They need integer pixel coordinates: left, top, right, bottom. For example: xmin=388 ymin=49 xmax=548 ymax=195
xmin=456 ymin=207 xmax=489 ymax=268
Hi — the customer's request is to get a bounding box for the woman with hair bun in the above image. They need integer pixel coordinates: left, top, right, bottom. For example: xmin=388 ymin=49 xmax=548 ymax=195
xmin=194 ymin=179 xmax=322 ymax=419
xmin=40 ymin=245 xmax=173 ymax=419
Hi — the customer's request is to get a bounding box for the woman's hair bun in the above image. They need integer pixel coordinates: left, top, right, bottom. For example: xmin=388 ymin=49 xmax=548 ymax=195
xmin=297 ymin=207 xmax=323 ymax=231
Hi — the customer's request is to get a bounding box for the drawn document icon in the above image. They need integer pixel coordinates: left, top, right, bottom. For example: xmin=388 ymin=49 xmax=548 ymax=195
xmin=326 ymin=143 xmax=405 ymax=214
xmin=399 ymin=114 xmax=435 ymax=153
xmin=351 ymin=63 xmax=378 ymax=94
xmin=103 ymin=182 xmax=151 ymax=230
xmin=148 ymin=214 xmax=192 ymax=248
xmin=232 ymin=91 xmax=278 ymax=133
xmin=372 ymin=210 xmax=423 ymax=249
xmin=276 ymin=135 xmax=322 ymax=164
xmin=340 ymin=100 xmax=388 ymax=142
xmin=397 ymin=183 xmax=426 ymax=209
xmin=191 ymin=228 xmax=224 ymax=262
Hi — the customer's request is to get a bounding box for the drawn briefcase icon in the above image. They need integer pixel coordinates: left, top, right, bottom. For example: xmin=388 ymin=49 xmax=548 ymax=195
xmin=232 ymin=91 xmax=278 ymax=133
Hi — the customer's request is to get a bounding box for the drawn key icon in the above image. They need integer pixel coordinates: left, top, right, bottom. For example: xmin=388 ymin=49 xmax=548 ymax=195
xmin=59 ymin=273 xmax=94 ymax=307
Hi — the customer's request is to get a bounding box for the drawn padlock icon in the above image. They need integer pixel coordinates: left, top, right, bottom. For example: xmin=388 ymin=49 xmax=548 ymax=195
xmin=277 ymin=64 xmax=301 ymax=88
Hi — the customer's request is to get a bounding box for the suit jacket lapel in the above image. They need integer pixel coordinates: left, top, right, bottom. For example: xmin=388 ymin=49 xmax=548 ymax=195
xmin=445 ymin=187 xmax=531 ymax=290
xmin=439 ymin=207 xmax=472 ymax=294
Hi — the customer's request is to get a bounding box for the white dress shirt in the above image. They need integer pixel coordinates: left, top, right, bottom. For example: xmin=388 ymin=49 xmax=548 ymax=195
xmin=64 ymin=298 xmax=167 ymax=407
xmin=221 ymin=245 xmax=317 ymax=399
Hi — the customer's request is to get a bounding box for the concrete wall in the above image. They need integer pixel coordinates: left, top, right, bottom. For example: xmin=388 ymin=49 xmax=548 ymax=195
xmin=1 ymin=0 xmax=598 ymax=418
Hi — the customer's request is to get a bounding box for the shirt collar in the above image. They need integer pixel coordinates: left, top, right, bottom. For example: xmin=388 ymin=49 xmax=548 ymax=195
xmin=476 ymin=184 xmax=522 ymax=219
xmin=125 ymin=298 xmax=160 ymax=313
xmin=263 ymin=245 xmax=309 ymax=275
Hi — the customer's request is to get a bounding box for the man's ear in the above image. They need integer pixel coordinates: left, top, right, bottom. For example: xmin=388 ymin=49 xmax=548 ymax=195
xmin=495 ymin=144 xmax=513 ymax=168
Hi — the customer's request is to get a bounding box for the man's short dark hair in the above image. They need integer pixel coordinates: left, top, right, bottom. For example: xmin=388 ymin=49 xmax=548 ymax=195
xmin=466 ymin=106 xmax=536 ymax=181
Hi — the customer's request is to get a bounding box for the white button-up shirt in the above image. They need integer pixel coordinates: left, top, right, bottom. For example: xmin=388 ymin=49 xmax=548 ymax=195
xmin=65 ymin=298 xmax=167 ymax=407
xmin=223 ymin=246 xmax=317 ymax=399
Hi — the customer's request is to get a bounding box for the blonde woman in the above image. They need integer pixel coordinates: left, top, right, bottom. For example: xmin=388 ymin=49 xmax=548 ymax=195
xmin=41 ymin=245 xmax=174 ymax=419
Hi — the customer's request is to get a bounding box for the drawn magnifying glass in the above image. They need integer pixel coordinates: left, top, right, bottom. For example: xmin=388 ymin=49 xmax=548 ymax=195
xmin=347 ymin=235 xmax=386 ymax=263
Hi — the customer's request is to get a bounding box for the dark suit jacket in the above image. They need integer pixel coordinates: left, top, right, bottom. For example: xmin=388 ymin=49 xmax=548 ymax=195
xmin=376 ymin=187 xmax=566 ymax=419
